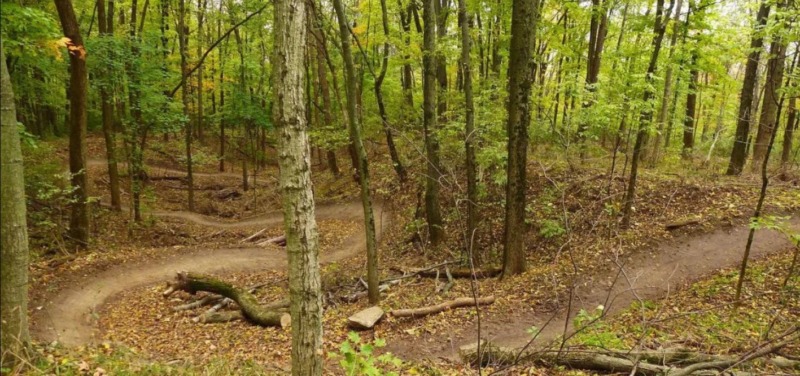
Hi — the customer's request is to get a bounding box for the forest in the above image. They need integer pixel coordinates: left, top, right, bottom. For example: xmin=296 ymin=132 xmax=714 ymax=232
xmin=0 ymin=0 xmax=799 ymax=373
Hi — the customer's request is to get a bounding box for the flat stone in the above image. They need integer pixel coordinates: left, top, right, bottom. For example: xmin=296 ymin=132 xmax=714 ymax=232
xmin=347 ymin=306 xmax=384 ymax=330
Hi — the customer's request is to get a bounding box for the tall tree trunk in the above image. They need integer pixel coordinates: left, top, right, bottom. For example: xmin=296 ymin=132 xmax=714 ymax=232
xmin=309 ymin=6 xmax=340 ymax=177
xmin=0 ymin=41 xmax=30 ymax=368
xmin=576 ymin=0 xmax=609 ymax=146
xmin=751 ymin=39 xmax=787 ymax=171
xmin=195 ymin=0 xmax=207 ymax=144
xmin=458 ymin=0 xmax=478 ymax=263
xmin=126 ymin=0 xmax=146 ymax=222
xmin=782 ymin=46 xmax=799 ymax=169
xmin=682 ymin=50 xmax=699 ymax=159
xmin=502 ymin=0 xmax=539 ymax=276
xmin=649 ymin=0 xmax=683 ymax=163
xmin=272 ymin=0 xmax=323 ymax=372
xmin=726 ymin=1 xmax=771 ymax=175
xmin=332 ymin=0 xmax=381 ymax=304
xmin=178 ymin=0 xmax=195 ymax=211
xmin=217 ymin=0 xmax=226 ymax=172
xmin=423 ymin=0 xmax=445 ymax=246
xmin=56 ymin=0 xmax=90 ymax=248
xmin=621 ymin=0 xmax=672 ymax=228
xmin=97 ymin=0 xmax=121 ymax=211
xmin=375 ymin=0 xmax=407 ymax=183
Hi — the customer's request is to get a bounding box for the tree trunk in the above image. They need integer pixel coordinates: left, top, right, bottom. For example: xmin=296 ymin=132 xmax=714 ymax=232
xmin=726 ymin=1 xmax=771 ymax=175
xmin=97 ymin=0 xmax=121 ymax=211
xmin=0 ymin=41 xmax=30 ymax=368
xmin=682 ymin=50 xmax=699 ymax=159
xmin=751 ymin=39 xmax=787 ymax=171
xmin=56 ymin=0 xmax=90 ymax=248
xmin=423 ymin=0 xmax=445 ymax=246
xmin=195 ymin=0 xmax=207 ymax=144
xmin=178 ymin=0 xmax=194 ymax=211
xmin=272 ymin=0 xmax=323 ymax=371
xmin=375 ymin=0 xmax=407 ymax=183
xmin=650 ymin=0 xmax=684 ymax=163
xmin=621 ymin=0 xmax=671 ymax=229
xmin=310 ymin=15 xmax=339 ymax=177
xmin=502 ymin=0 xmax=539 ymax=276
xmin=576 ymin=0 xmax=609 ymax=145
xmin=459 ymin=0 xmax=479 ymax=263
xmin=332 ymin=0 xmax=380 ymax=304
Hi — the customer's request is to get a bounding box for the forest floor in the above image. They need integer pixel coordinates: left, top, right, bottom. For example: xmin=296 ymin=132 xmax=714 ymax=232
xmin=22 ymin=135 xmax=800 ymax=375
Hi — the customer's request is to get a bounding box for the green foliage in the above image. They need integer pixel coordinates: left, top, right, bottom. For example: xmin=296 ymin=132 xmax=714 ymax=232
xmin=571 ymin=305 xmax=625 ymax=349
xmin=330 ymin=332 xmax=402 ymax=376
xmin=538 ymin=218 xmax=566 ymax=239
xmin=0 ymin=3 xmax=61 ymax=58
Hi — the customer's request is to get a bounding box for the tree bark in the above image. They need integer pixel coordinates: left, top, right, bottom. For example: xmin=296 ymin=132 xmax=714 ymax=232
xmin=0 ymin=41 xmax=30 ymax=368
xmin=55 ymin=0 xmax=90 ymax=248
xmin=502 ymin=0 xmax=539 ymax=276
xmin=751 ymin=38 xmax=787 ymax=171
xmin=272 ymin=0 xmax=323 ymax=371
xmin=458 ymin=0 xmax=479 ymax=263
xmin=682 ymin=49 xmax=699 ymax=159
xmin=309 ymin=10 xmax=339 ymax=177
xmin=332 ymin=0 xmax=381 ymax=304
xmin=621 ymin=0 xmax=672 ymax=229
xmin=423 ymin=0 xmax=445 ymax=246
xmin=726 ymin=1 xmax=771 ymax=175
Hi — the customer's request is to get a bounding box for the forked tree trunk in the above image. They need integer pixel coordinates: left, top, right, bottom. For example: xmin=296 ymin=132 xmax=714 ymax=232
xmin=503 ymin=0 xmax=539 ymax=276
xmin=0 ymin=41 xmax=31 ymax=368
xmin=576 ymin=0 xmax=609 ymax=145
xmin=55 ymin=0 xmax=90 ymax=248
xmin=272 ymin=0 xmax=323 ymax=372
xmin=332 ymin=0 xmax=380 ymax=304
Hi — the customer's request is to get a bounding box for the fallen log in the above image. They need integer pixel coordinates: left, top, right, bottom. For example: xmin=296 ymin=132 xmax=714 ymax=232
xmin=168 ymin=272 xmax=290 ymax=328
xmin=460 ymin=328 xmax=799 ymax=375
xmin=199 ymin=310 xmax=244 ymax=324
xmin=459 ymin=342 xmax=750 ymax=375
xmin=417 ymin=267 xmax=502 ymax=279
xmin=241 ymin=228 xmax=267 ymax=243
xmin=257 ymin=235 xmax=286 ymax=247
xmin=390 ymin=296 xmax=495 ymax=319
xmin=665 ymin=217 xmax=701 ymax=230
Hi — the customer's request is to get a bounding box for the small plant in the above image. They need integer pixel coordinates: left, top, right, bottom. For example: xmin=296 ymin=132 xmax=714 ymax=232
xmin=571 ymin=305 xmax=625 ymax=349
xmin=331 ymin=332 xmax=402 ymax=376
xmin=539 ymin=218 xmax=566 ymax=239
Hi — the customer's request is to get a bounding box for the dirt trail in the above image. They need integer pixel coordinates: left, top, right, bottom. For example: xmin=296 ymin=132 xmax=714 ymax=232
xmin=387 ymin=216 xmax=800 ymax=361
xmin=86 ymin=158 xmax=259 ymax=181
xmin=32 ymin=200 xmax=390 ymax=346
